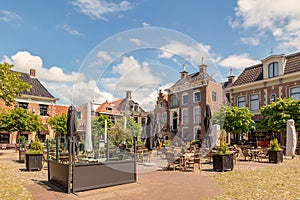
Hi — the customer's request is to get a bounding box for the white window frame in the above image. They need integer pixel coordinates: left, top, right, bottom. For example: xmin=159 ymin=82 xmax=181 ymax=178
xmin=212 ymin=91 xmax=217 ymax=102
xmin=162 ymin=112 xmax=167 ymax=122
xmin=193 ymin=91 xmax=201 ymax=103
xmin=193 ymin=106 xmax=201 ymax=123
xmin=182 ymin=127 xmax=189 ymax=142
xmin=250 ymin=94 xmax=259 ymax=111
xmin=268 ymin=62 xmax=279 ymax=78
xmin=237 ymin=96 xmax=246 ymax=108
xmin=290 ymin=86 xmax=300 ymax=100
xmin=182 ymin=108 xmax=189 ymax=124
xmin=182 ymin=93 xmax=188 ymax=105
xmin=172 ymin=96 xmax=178 ymax=106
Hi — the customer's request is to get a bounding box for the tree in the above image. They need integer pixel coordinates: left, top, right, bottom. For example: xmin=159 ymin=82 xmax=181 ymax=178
xmin=0 ymin=107 xmax=43 ymax=140
xmin=0 ymin=63 xmax=31 ymax=106
xmin=108 ymin=123 xmax=132 ymax=148
xmin=259 ymin=98 xmax=300 ymax=132
xmin=213 ymin=106 xmax=255 ymax=142
xmin=48 ymin=114 xmax=67 ymax=136
xmin=118 ymin=117 xmax=141 ymax=138
xmin=91 ymin=114 xmax=113 ymax=138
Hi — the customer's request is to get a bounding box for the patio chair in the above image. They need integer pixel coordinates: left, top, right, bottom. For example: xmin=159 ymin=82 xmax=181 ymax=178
xmin=242 ymin=148 xmax=252 ymax=161
xmin=257 ymin=148 xmax=269 ymax=162
xmin=233 ymin=147 xmax=242 ymax=164
xmin=166 ymin=152 xmax=180 ymax=171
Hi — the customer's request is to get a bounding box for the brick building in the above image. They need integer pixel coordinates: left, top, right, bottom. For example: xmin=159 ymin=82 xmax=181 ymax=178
xmin=0 ymin=69 xmax=58 ymax=145
xmin=96 ymin=91 xmax=148 ymax=128
xmin=225 ymin=52 xmax=300 ymax=143
xmin=162 ymin=64 xmax=223 ymax=143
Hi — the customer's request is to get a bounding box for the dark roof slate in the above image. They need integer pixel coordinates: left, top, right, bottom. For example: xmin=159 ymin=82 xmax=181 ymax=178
xmin=232 ymin=52 xmax=300 ymax=87
xmin=20 ymin=72 xmax=55 ymax=98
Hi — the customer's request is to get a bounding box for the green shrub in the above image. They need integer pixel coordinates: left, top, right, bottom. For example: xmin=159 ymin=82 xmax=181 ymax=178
xmin=27 ymin=136 xmax=43 ymax=154
xmin=216 ymin=142 xmax=231 ymax=155
xmin=269 ymin=138 xmax=282 ymax=151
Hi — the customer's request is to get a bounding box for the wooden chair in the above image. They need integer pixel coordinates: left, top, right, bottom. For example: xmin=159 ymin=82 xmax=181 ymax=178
xmin=242 ymin=148 xmax=252 ymax=161
xmin=166 ymin=152 xmax=180 ymax=171
xmin=257 ymin=148 xmax=269 ymax=162
xmin=233 ymin=147 xmax=242 ymax=164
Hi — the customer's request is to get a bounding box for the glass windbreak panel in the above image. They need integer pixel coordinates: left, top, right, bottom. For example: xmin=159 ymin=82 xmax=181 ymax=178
xmin=47 ymin=134 xmax=136 ymax=164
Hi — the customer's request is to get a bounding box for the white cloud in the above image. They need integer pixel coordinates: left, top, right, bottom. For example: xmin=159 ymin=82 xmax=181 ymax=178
xmin=45 ymin=80 xmax=113 ymax=107
xmin=158 ymin=41 xmax=212 ymax=66
xmin=232 ymin=0 xmax=300 ymax=51
xmin=240 ymin=37 xmax=260 ymax=46
xmin=129 ymin=38 xmax=142 ymax=46
xmin=59 ymin=24 xmax=83 ymax=36
xmin=0 ymin=9 xmax=22 ymax=25
xmin=142 ymin=22 xmax=150 ymax=27
xmin=71 ymin=0 xmax=134 ymax=21
xmin=6 ymin=51 xmax=85 ymax=82
xmin=219 ymin=53 xmax=260 ymax=69
xmin=95 ymin=50 xmax=112 ymax=65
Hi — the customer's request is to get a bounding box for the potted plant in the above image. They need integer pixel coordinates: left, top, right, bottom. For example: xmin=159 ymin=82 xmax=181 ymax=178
xmin=25 ymin=136 xmax=44 ymax=171
xmin=212 ymin=142 xmax=234 ymax=172
xmin=268 ymin=138 xmax=283 ymax=163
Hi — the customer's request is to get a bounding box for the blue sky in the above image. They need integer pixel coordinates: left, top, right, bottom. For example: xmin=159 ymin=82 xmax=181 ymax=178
xmin=1 ymin=0 xmax=300 ymax=110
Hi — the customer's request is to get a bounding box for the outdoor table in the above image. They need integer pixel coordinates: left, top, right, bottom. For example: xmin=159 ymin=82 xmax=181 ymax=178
xmin=250 ymin=149 xmax=261 ymax=161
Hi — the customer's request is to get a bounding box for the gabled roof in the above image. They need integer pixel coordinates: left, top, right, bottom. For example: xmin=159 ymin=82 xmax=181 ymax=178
xmin=232 ymin=52 xmax=300 ymax=87
xmin=96 ymin=98 xmax=147 ymax=115
xmin=232 ymin=64 xmax=263 ymax=86
xmin=171 ymin=71 xmax=216 ymax=89
xmin=20 ymin=72 xmax=55 ymax=99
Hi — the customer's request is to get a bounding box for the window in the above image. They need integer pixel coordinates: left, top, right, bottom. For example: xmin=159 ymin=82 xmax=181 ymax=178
xmin=237 ymin=96 xmax=246 ymax=107
xmin=194 ymin=91 xmax=201 ymax=102
xmin=0 ymin=134 xmax=9 ymax=144
xmin=182 ymin=127 xmax=190 ymax=142
xmin=182 ymin=93 xmax=188 ymax=105
xmin=268 ymin=62 xmax=279 ymax=78
xmin=194 ymin=126 xmax=201 ymax=140
xmin=212 ymin=92 xmax=217 ymax=102
xmin=270 ymin=94 xmax=276 ymax=103
xmin=250 ymin=94 xmax=259 ymax=111
xmin=159 ymin=101 xmax=163 ymax=108
xmin=193 ymin=107 xmax=201 ymax=123
xmin=290 ymin=87 xmax=300 ymax=100
xmin=182 ymin=109 xmax=189 ymax=124
xmin=172 ymin=97 xmax=178 ymax=106
xmin=76 ymin=111 xmax=82 ymax=120
xmin=39 ymin=104 xmax=49 ymax=116
xmin=162 ymin=112 xmax=167 ymax=122
xmin=18 ymin=102 xmax=28 ymax=109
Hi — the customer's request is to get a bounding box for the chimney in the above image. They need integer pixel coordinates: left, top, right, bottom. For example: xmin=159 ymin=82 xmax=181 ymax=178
xmin=227 ymin=68 xmax=236 ymax=84
xmin=199 ymin=64 xmax=207 ymax=74
xmin=30 ymin=69 xmax=36 ymax=78
xmin=126 ymin=90 xmax=132 ymax=99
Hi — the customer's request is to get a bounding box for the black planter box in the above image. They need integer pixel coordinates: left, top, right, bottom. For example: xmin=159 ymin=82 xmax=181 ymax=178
xmin=26 ymin=153 xmax=43 ymax=171
xmin=213 ymin=154 xmax=234 ymax=172
xmin=268 ymin=150 xmax=283 ymax=163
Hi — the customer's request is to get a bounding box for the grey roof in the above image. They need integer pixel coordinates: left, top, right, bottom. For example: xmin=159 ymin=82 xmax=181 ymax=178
xmin=19 ymin=72 xmax=55 ymax=99
xmin=232 ymin=52 xmax=300 ymax=87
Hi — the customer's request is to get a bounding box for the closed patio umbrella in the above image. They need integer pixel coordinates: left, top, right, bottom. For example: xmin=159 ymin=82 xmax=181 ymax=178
xmin=286 ymin=119 xmax=297 ymax=158
xmin=145 ymin=114 xmax=156 ymax=150
xmin=204 ymin=104 xmax=212 ymax=134
xmin=67 ymin=105 xmax=77 ymax=137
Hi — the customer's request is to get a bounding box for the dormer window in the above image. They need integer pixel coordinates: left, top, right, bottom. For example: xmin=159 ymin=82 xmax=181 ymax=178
xmin=268 ymin=62 xmax=279 ymax=78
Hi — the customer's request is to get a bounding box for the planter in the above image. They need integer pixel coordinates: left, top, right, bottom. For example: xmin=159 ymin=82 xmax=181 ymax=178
xmin=25 ymin=153 xmax=43 ymax=171
xmin=268 ymin=150 xmax=283 ymax=163
xmin=213 ymin=154 xmax=234 ymax=172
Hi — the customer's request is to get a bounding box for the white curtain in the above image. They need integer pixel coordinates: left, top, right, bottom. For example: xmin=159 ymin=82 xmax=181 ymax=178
xmin=286 ymin=119 xmax=297 ymax=157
